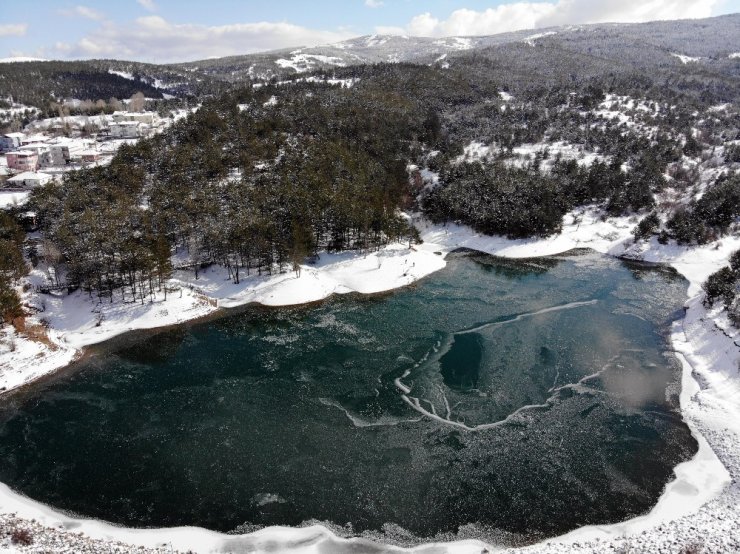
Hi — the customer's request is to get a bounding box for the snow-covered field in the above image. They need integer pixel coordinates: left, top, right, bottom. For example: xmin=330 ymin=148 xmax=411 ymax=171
xmin=275 ymin=52 xmax=347 ymax=73
xmin=1 ymin=209 xmax=739 ymax=553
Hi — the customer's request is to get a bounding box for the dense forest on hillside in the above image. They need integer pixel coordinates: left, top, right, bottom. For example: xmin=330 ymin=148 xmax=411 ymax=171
xmin=0 ymin=59 xmax=226 ymax=122
xmin=18 ymin=53 xmax=738 ymax=306
xmin=0 ymin=214 xmax=26 ymax=322
xmin=28 ymin=80 xmax=431 ymax=301
xmin=0 ymin=61 xmax=164 ymax=109
xmin=0 ymin=13 xmax=735 ymax=312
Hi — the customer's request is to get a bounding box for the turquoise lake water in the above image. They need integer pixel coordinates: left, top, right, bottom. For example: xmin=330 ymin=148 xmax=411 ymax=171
xmin=0 ymin=250 xmax=696 ymax=546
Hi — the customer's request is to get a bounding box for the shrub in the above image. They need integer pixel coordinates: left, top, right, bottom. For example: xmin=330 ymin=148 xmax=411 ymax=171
xmin=694 ymin=174 xmax=740 ymax=231
xmin=633 ymin=211 xmax=660 ymax=241
xmin=728 ymin=298 xmax=740 ymax=327
xmin=702 ymin=266 xmax=737 ymax=307
xmin=10 ymin=528 xmax=33 ymax=546
xmin=678 ymin=542 xmax=704 ymax=554
xmin=0 ymin=282 xmax=23 ymax=324
xmin=730 ymin=249 xmax=740 ymax=272
xmin=725 ymin=144 xmax=740 ymax=163
xmin=666 ymin=174 xmax=740 ymax=244
xmin=667 ymin=209 xmax=705 ymax=244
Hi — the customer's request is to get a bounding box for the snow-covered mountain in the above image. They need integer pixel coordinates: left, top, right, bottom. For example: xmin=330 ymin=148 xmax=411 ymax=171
xmin=177 ymin=14 xmax=740 ymax=82
xmin=177 ymin=30 xmax=554 ymax=81
xmin=1 ymin=13 xmax=738 ymax=109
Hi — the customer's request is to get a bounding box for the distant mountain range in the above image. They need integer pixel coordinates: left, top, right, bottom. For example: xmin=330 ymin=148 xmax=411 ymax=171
xmin=0 ymin=13 xmax=738 ymax=109
xmin=177 ymin=14 xmax=740 ymax=81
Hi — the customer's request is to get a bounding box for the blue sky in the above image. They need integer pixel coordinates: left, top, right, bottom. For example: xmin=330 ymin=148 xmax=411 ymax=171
xmin=2 ymin=0 xmax=739 ymax=63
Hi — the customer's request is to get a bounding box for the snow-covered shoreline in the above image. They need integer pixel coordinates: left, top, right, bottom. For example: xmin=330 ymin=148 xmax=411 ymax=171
xmin=1 ymin=208 xmax=739 ymax=553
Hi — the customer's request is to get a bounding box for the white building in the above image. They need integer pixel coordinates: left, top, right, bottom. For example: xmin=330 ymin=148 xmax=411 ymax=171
xmin=112 ymin=111 xmax=157 ymax=125
xmin=110 ymin=121 xmax=141 ymax=139
xmin=20 ymin=135 xmax=48 ymax=146
xmin=0 ymin=132 xmax=24 ymax=152
xmin=47 ymin=137 xmax=88 ymax=166
xmin=6 ymin=171 xmax=52 ymax=188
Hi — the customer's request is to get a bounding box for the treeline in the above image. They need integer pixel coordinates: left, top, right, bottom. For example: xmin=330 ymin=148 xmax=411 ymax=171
xmin=0 ymin=61 xmax=164 ymax=112
xmin=703 ymin=249 xmax=740 ymax=326
xmin=632 ymin=173 xmax=740 ymax=245
xmin=422 ymin=150 xmax=667 ymax=238
xmin=665 ymin=173 xmax=740 ymax=244
xmin=30 ymin=82 xmax=423 ymax=300
xmin=0 ymin=214 xmax=26 ymax=323
xmin=22 ymin=56 xmax=740 ymax=305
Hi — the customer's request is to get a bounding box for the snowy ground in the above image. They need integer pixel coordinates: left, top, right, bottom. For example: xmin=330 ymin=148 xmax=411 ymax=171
xmin=0 ymin=191 xmax=30 ymax=210
xmin=1 ymin=242 xmax=446 ymax=392
xmin=1 ymin=209 xmax=739 ymax=553
xmin=455 ymin=139 xmax=606 ymax=169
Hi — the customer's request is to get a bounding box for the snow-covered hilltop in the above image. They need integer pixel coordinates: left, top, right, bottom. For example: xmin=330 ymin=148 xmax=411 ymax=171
xmin=178 ymin=13 xmax=740 ymax=83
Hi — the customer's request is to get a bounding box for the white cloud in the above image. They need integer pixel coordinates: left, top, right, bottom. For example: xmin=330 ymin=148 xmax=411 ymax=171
xmin=137 ymin=0 xmax=157 ymax=12
xmin=365 ymin=0 xmax=384 ymax=7
xmin=53 ymin=17 xmax=356 ymax=62
xmin=0 ymin=24 xmax=28 ymax=37
xmin=59 ymin=5 xmax=105 ymax=21
xmin=389 ymin=0 xmax=718 ymax=37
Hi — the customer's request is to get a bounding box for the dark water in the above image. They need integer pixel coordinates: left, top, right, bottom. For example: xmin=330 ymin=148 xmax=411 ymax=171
xmin=0 ymin=250 xmax=697 ymax=546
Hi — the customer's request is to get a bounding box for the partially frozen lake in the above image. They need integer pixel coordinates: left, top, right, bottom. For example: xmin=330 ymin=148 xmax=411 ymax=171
xmin=0 ymin=250 xmax=697 ymax=546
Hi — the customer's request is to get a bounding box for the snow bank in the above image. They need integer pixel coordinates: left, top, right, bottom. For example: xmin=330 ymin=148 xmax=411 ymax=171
xmin=0 ymin=190 xmax=30 ymax=209
xmin=108 ymin=69 xmax=135 ymax=81
xmin=435 ymin=37 xmax=474 ymax=51
xmin=455 ymin=140 xmax=605 ymax=168
xmin=524 ymin=31 xmax=556 ymax=46
xmin=0 ymin=483 xmax=490 ymax=553
xmin=671 ymin=53 xmax=701 ymax=64
xmin=457 ymin=140 xmax=491 ymax=162
xmin=0 ymin=325 xmax=77 ymax=393
xmin=509 ymin=141 xmax=605 ymax=168
xmin=1 ymin=243 xmax=445 ymax=389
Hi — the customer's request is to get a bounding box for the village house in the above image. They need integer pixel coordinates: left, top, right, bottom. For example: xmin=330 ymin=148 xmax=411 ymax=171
xmin=20 ymin=135 xmax=48 ymax=146
xmin=18 ymin=143 xmax=52 ymax=168
xmin=128 ymin=112 xmax=157 ymax=125
xmin=110 ymin=121 xmax=142 ymax=139
xmin=6 ymin=151 xmax=39 ymax=172
xmin=47 ymin=137 xmax=88 ymax=166
xmin=0 ymin=132 xmax=25 ymax=153
xmin=80 ymin=150 xmax=102 ymax=163
xmin=6 ymin=171 xmax=52 ymax=188
xmin=112 ymin=111 xmax=157 ymax=125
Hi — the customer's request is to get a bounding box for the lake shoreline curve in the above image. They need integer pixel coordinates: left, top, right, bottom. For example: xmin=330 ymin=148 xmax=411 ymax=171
xmin=1 ymin=208 xmax=739 ymax=553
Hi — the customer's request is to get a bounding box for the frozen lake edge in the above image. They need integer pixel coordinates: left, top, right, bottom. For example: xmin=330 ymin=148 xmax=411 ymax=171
xmin=1 ymin=209 xmax=739 ymax=553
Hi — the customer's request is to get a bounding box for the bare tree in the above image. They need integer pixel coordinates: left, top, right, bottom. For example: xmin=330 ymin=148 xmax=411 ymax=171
xmin=129 ymin=92 xmax=146 ymax=113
